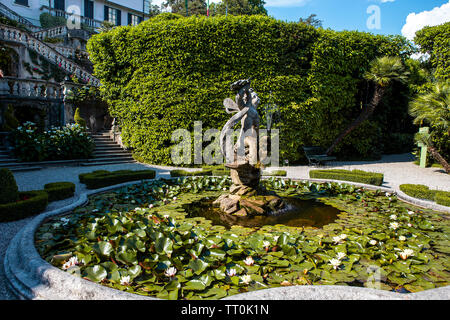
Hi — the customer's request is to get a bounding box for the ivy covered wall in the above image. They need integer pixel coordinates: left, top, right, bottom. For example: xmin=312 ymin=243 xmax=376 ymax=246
xmin=87 ymin=14 xmax=415 ymax=165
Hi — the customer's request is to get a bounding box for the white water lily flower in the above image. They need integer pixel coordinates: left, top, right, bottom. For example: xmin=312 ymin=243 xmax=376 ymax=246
xmin=329 ymin=258 xmax=341 ymax=270
xmin=120 ymin=275 xmax=131 ymax=286
xmin=336 ymin=252 xmax=346 ymax=260
xmin=333 ymin=234 xmax=347 ymax=244
xmin=390 ymin=222 xmax=399 ymax=230
xmin=173 ymin=197 xmax=177 ymax=201
xmin=241 ymin=275 xmax=252 ymax=285
xmin=333 ymin=236 xmax=343 ymax=244
xmin=62 ymin=256 xmax=78 ymax=270
xmin=399 ymin=248 xmax=414 ymax=260
xmin=273 ymin=235 xmax=280 ymax=242
xmin=407 ymin=211 xmax=414 ymax=215
xmin=369 ymin=240 xmax=377 ymax=246
xmin=389 ymin=215 xmax=397 ymax=220
xmin=399 ymin=236 xmax=406 ymax=241
xmin=244 ymin=256 xmax=255 ymax=266
xmin=163 ymin=214 xmax=170 ymax=219
xmin=227 ymin=269 xmax=237 ymax=277
xmin=263 ymin=241 xmax=271 ymax=248
xmin=164 ymin=267 xmax=177 ymax=277
xmin=149 ymin=204 xmax=154 ymax=208
xmin=385 ymin=192 xmax=391 ymax=197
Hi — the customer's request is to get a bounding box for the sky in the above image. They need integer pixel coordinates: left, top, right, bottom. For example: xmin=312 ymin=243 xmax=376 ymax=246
xmin=152 ymin=0 xmax=450 ymax=40
xmin=264 ymin=0 xmax=450 ymax=40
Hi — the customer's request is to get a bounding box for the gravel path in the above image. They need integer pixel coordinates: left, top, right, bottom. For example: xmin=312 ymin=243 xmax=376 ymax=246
xmin=1 ymin=153 xmax=449 ymax=299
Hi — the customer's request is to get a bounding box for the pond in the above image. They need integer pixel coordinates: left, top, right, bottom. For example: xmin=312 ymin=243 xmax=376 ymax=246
xmin=35 ymin=177 xmax=450 ymax=300
xmin=185 ymin=197 xmax=341 ymax=229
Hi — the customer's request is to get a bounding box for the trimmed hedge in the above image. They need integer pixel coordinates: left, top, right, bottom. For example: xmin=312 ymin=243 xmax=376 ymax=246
xmin=435 ymin=192 xmax=450 ymax=207
xmin=399 ymin=184 xmax=450 ymax=207
xmin=44 ymin=182 xmax=76 ymax=202
xmin=0 ymin=168 xmax=19 ymax=204
xmin=262 ymin=170 xmax=287 ymax=177
xmin=399 ymin=184 xmax=437 ymax=201
xmin=79 ymin=170 xmax=156 ymax=189
xmin=0 ymin=190 xmax=48 ymax=222
xmin=170 ymin=169 xmax=212 ymax=177
xmin=309 ymin=169 xmax=384 ymax=186
xmin=87 ymin=14 xmax=414 ymax=165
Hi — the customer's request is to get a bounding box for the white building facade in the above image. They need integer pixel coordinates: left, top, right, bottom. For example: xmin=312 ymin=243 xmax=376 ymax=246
xmin=2 ymin=0 xmax=150 ymax=28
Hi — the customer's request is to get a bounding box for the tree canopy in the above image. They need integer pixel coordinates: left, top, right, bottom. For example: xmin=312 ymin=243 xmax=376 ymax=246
xmin=414 ymin=22 xmax=450 ymax=80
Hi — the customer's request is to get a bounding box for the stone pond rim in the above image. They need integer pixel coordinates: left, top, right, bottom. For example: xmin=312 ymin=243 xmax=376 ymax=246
xmin=3 ymin=177 xmax=450 ymax=300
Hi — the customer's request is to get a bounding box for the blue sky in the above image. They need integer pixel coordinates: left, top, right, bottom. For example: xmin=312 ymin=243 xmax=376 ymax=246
xmin=265 ymin=0 xmax=450 ymax=38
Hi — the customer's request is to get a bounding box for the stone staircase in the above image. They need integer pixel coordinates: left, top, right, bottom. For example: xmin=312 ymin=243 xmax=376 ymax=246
xmin=81 ymin=130 xmax=136 ymax=166
xmin=0 ymin=140 xmax=43 ymax=172
xmin=0 ymin=24 xmax=99 ymax=86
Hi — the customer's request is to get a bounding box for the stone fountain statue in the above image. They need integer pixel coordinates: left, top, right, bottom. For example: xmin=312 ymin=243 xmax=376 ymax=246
xmin=214 ymin=78 xmax=285 ymax=216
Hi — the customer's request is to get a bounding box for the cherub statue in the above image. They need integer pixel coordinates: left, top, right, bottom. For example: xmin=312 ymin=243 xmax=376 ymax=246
xmin=219 ymin=78 xmax=260 ymax=164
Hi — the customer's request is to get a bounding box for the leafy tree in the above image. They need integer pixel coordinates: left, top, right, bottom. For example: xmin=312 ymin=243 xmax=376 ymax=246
xmin=210 ymin=0 xmax=267 ymax=16
xmin=299 ymin=14 xmax=322 ymax=28
xmin=409 ymin=82 xmax=450 ymax=173
xmin=164 ymin=0 xmax=207 ymax=16
xmin=414 ymin=22 xmax=450 ymax=80
xmin=326 ymin=56 xmax=409 ymax=155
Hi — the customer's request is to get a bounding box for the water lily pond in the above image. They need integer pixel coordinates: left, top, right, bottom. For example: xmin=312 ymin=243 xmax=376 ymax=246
xmin=35 ymin=177 xmax=450 ymax=300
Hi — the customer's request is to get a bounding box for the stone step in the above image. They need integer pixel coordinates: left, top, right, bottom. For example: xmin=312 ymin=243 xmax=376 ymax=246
xmin=94 ymin=145 xmax=123 ymax=150
xmin=8 ymin=166 xmax=43 ymax=172
xmin=80 ymin=159 xmax=136 ymax=166
xmin=85 ymin=155 xmax=134 ymax=162
xmin=0 ymin=158 xmax=18 ymax=163
xmin=93 ymin=142 xmax=120 ymax=147
xmin=93 ymin=151 xmax=132 ymax=156
xmin=93 ymin=153 xmax=134 ymax=159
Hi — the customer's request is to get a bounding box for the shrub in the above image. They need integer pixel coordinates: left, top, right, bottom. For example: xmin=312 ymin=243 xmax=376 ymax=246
xmin=87 ymin=15 xmax=414 ymax=165
xmin=202 ymin=165 xmax=230 ymax=176
xmin=262 ymin=170 xmax=287 ymax=177
xmin=435 ymin=192 xmax=450 ymax=207
xmin=10 ymin=122 xmax=94 ymax=161
xmin=79 ymin=169 xmax=156 ymax=189
xmin=399 ymin=184 xmax=437 ymax=200
xmin=1 ymin=105 xmax=19 ymax=131
xmin=400 ymin=184 xmax=450 ymax=207
xmin=39 ymin=13 xmax=67 ymax=29
xmin=0 ymin=190 xmax=48 ymax=222
xmin=170 ymin=169 xmax=212 ymax=177
xmin=44 ymin=182 xmax=76 ymax=202
xmin=74 ymin=108 xmax=86 ymax=128
xmin=0 ymin=168 xmax=19 ymax=204
xmin=309 ymin=169 xmax=384 ymax=186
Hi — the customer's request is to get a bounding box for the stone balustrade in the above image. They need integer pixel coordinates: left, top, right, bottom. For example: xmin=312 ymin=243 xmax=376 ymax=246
xmin=33 ymin=26 xmax=68 ymax=41
xmin=0 ymin=24 xmax=99 ymax=86
xmin=0 ymin=3 xmax=40 ymax=32
xmin=48 ymin=44 xmax=89 ymax=60
xmin=0 ymin=77 xmax=64 ymax=100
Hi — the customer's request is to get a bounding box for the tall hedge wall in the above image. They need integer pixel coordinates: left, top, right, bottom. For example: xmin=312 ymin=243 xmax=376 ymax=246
xmin=87 ymin=14 xmax=414 ymax=165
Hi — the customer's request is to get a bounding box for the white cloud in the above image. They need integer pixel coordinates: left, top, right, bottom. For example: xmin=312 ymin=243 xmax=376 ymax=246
xmin=380 ymin=0 xmax=395 ymax=3
xmin=265 ymin=0 xmax=310 ymax=7
xmin=401 ymin=1 xmax=450 ymax=40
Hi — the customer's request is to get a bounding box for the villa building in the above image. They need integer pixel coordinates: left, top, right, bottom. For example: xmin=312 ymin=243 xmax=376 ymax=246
xmin=2 ymin=0 xmax=151 ymax=28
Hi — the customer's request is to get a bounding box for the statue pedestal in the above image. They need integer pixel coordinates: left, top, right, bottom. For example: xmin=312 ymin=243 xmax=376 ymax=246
xmin=214 ymin=161 xmax=285 ymax=216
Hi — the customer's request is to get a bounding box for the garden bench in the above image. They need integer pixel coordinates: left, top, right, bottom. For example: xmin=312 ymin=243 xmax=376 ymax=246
xmin=302 ymin=146 xmax=337 ymax=166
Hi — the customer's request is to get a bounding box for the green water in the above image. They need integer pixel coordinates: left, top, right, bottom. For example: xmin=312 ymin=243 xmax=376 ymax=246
xmin=184 ymin=197 xmax=341 ymax=229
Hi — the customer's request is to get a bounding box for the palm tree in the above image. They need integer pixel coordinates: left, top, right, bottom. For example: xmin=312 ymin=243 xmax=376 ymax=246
xmin=409 ymin=82 xmax=450 ymax=173
xmin=326 ymin=56 xmax=409 ymax=155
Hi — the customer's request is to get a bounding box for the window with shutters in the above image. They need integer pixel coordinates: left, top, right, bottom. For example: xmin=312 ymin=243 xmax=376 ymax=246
xmin=14 ymin=0 xmax=29 ymax=6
